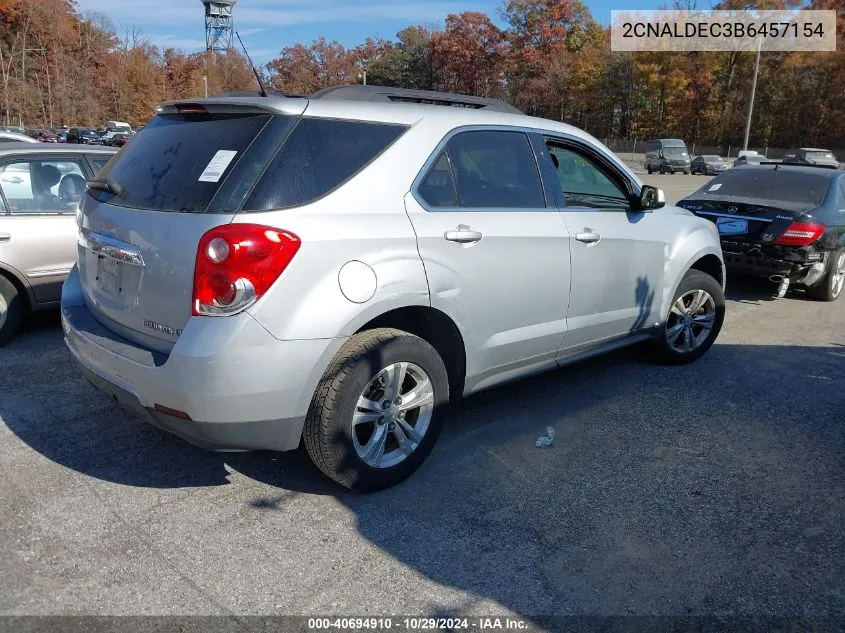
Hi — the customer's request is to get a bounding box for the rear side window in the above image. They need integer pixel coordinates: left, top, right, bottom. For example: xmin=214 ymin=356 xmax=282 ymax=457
xmin=98 ymin=111 xmax=271 ymax=212
xmin=423 ymin=130 xmax=544 ymax=209
xmin=243 ymin=118 xmax=406 ymax=211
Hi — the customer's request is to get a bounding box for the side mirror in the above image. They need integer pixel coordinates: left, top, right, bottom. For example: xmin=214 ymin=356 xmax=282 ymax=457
xmin=639 ymin=185 xmax=665 ymax=211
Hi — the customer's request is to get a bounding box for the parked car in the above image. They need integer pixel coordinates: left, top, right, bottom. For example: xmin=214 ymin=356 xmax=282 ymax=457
xmin=732 ymin=151 xmax=764 ymax=167
xmin=782 ymin=148 xmax=840 ymax=169
xmin=62 ymin=86 xmax=725 ymax=491
xmin=106 ymin=133 xmax=131 ymax=148
xmin=0 ymin=131 xmax=39 ymax=144
xmin=105 ymin=120 xmax=134 ymax=135
xmin=67 ymin=127 xmax=104 ymax=145
xmin=54 ymin=130 xmax=69 ymax=142
xmin=691 ymin=155 xmax=728 ymax=175
xmin=26 ymin=129 xmax=62 ymax=143
xmin=0 ymin=144 xmax=117 ymax=344
xmin=643 ymin=138 xmax=691 ymax=174
xmin=0 ymin=126 xmax=25 ymax=134
xmin=678 ymin=164 xmax=845 ymax=300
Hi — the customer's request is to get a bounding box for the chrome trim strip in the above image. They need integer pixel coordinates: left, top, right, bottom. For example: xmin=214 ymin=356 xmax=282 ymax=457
xmin=26 ymin=268 xmax=72 ymax=279
xmin=695 ymin=211 xmax=774 ymax=223
xmin=78 ymin=228 xmax=145 ymax=267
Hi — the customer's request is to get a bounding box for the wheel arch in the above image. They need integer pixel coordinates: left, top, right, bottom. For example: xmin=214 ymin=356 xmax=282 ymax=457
xmin=0 ymin=262 xmax=32 ymax=313
xmin=660 ymin=239 xmax=725 ymax=327
xmin=355 ymin=305 xmax=466 ymax=403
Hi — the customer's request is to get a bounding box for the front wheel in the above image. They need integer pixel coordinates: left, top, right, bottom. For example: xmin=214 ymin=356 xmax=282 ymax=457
xmin=303 ymin=328 xmax=449 ymax=492
xmin=806 ymin=248 xmax=845 ymax=302
xmin=651 ymin=270 xmax=725 ymax=364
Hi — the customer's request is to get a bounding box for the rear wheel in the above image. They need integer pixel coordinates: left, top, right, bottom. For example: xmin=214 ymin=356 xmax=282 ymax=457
xmin=303 ymin=328 xmax=449 ymax=492
xmin=647 ymin=166 xmax=653 ymax=174
xmin=652 ymin=270 xmax=725 ymax=364
xmin=0 ymin=275 xmax=23 ymax=346
xmin=807 ymin=249 xmax=845 ymax=302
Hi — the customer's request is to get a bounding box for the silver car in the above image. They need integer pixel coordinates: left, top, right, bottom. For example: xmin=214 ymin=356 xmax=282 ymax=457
xmin=62 ymin=87 xmax=726 ymax=491
xmin=0 ymin=144 xmax=117 ymax=344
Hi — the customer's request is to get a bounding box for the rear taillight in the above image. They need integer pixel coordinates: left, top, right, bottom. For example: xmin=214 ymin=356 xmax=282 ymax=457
xmin=775 ymin=222 xmax=825 ymax=247
xmin=192 ymin=224 xmax=300 ymax=316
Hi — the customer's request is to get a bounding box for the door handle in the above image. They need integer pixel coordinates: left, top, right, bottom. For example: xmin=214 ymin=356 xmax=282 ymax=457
xmin=0 ymin=233 xmax=10 ymax=242
xmin=444 ymin=225 xmax=483 ymax=244
xmin=575 ymin=230 xmax=601 ymax=244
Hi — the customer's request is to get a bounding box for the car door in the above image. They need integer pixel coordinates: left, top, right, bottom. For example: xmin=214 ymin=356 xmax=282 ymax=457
xmin=542 ymin=137 xmax=667 ymax=353
xmin=404 ymin=128 xmax=571 ymax=394
xmin=0 ymin=154 xmax=90 ymax=304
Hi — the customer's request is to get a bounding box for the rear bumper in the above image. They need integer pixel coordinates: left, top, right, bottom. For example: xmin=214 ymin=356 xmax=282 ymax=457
xmin=722 ymin=244 xmax=827 ymax=284
xmin=61 ymin=267 xmax=345 ymax=452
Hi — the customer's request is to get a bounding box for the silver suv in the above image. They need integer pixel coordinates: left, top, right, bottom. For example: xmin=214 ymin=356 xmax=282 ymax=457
xmin=62 ymin=87 xmax=725 ymax=491
xmin=0 ymin=144 xmax=116 ymax=344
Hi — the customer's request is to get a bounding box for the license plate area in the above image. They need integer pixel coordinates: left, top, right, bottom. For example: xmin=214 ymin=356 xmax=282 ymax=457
xmin=96 ymin=255 xmax=122 ymax=295
xmin=717 ymin=217 xmax=748 ymax=235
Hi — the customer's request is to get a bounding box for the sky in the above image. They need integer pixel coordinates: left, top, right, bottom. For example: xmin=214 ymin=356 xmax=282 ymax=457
xmin=73 ymin=0 xmax=661 ymax=63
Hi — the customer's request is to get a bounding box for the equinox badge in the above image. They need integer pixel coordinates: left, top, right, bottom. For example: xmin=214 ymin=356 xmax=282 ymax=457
xmin=143 ymin=320 xmax=182 ymax=337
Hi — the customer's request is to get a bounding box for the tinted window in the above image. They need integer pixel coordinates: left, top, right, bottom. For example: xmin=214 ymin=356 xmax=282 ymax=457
xmin=443 ymin=130 xmax=544 ymax=209
xmin=98 ymin=111 xmax=271 ymax=212
xmin=418 ymin=151 xmax=459 ymax=208
xmin=244 ymin=118 xmax=405 ymax=211
xmin=89 ymin=157 xmax=111 ymax=173
xmin=547 ymin=144 xmax=629 ymax=209
xmin=0 ymin=159 xmax=86 ymax=214
xmin=694 ymin=169 xmax=831 ymax=210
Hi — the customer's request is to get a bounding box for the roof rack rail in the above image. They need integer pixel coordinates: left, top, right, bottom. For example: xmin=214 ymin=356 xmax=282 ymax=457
xmin=220 ymin=90 xmax=306 ymax=98
xmin=309 ymin=85 xmax=522 ymax=114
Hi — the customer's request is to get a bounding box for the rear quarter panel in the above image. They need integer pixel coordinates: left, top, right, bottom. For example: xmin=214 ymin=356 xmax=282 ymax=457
xmin=242 ymin=121 xmax=440 ymax=341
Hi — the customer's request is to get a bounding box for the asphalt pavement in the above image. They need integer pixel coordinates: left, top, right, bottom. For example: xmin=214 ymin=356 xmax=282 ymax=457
xmin=1 ymin=176 xmax=843 ymax=627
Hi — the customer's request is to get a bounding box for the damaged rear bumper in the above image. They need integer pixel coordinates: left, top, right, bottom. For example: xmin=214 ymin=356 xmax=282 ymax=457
xmin=721 ymin=240 xmax=828 ymax=286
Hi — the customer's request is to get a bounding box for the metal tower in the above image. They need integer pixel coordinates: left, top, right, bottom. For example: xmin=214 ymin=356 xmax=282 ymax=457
xmin=201 ymin=0 xmax=237 ymax=52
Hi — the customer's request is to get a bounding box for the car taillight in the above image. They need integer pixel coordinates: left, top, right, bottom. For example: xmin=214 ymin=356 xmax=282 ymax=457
xmin=775 ymin=222 xmax=825 ymax=247
xmin=192 ymin=224 xmax=300 ymax=316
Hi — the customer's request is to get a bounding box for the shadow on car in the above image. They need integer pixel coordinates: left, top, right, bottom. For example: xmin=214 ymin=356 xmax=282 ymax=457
xmin=3 ymin=327 xmax=845 ymax=619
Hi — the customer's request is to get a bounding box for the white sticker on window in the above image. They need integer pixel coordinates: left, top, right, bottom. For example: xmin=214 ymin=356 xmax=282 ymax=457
xmin=709 ymin=183 xmax=722 ymax=191
xmin=198 ymin=150 xmax=238 ymax=183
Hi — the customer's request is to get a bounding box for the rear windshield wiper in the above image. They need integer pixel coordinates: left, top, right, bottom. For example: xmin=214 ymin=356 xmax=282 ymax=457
xmin=87 ymin=177 xmax=124 ymax=197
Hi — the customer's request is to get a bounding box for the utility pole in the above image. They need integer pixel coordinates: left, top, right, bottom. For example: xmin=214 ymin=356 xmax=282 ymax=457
xmin=359 ymin=70 xmax=367 ymax=86
xmin=742 ymin=38 xmax=762 ymax=152
xmin=203 ymin=75 xmax=208 ymax=98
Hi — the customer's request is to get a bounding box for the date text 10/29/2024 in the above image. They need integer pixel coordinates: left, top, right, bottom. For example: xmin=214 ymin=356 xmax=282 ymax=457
xmin=307 ymin=617 xmax=529 ymax=631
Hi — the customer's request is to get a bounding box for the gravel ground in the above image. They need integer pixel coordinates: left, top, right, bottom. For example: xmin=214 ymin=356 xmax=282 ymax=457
xmin=1 ymin=177 xmax=843 ymax=628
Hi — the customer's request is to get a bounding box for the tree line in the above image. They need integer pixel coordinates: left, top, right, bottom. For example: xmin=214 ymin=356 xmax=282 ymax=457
xmin=1 ymin=0 xmax=843 ymax=149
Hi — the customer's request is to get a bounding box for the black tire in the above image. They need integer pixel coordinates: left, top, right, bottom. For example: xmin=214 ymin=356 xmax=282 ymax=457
xmin=651 ymin=269 xmax=725 ymax=365
xmin=647 ymin=166 xmax=653 ymax=174
xmin=303 ymin=328 xmax=449 ymax=492
xmin=806 ymin=248 xmax=845 ymax=302
xmin=659 ymin=165 xmax=666 ymax=174
xmin=0 ymin=275 xmax=23 ymax=346
xmin=683 ymin=170 xmax=690 ymax=175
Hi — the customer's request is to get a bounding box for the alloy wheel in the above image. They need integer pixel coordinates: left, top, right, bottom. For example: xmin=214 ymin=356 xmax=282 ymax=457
xmin=831 ymin=252 xmax=845 ymax=298
xmin=665 ymin=289 xmax=717 ymax=353
xmin=352 ymin=362 xmax=435 ymax=469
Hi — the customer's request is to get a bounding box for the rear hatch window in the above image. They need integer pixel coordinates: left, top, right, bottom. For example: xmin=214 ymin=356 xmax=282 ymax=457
xmin=97 ymin=109 xmax=273 ymax=212
xmin=96 ymin=110 xmax=406 ymax=214
xmin=692 ymin=169 xmax=830 ymax=211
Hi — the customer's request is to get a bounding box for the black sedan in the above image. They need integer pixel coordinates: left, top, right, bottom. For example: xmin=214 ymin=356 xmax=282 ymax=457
xmin=677 ymin=165 xmax=845 ymax=301
xmin=691 ymin=155 xmax=729 ymax=175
